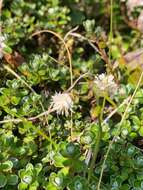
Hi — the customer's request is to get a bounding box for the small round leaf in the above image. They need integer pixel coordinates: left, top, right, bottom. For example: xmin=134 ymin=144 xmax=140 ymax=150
xmin=7 ymin=174 xmax=18 ymax=185
xmin=0 ymin=174 xmax=7 ymax=188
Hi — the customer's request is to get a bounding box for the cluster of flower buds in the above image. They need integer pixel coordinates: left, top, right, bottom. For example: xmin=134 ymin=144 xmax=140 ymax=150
xmin=94 ymin=73 xmax=118 ymax=98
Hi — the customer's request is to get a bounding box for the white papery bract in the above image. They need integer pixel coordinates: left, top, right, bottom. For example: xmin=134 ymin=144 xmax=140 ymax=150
xmin=51 ymin=92 xmax=73 ymax=116
xmin=94 ymin=73 xmax=118 ymax=98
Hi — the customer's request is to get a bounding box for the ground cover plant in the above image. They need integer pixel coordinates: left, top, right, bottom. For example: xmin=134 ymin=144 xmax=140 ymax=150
xmin=1 ymin=0 xmax=143 ymax=189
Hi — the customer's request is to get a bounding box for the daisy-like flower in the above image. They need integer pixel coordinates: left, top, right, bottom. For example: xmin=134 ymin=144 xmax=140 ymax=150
xmin=51 ymin=92 xmax=73 ymax=116
xmin=0 ymin=34 xmax=6 ymax=59
xmin=94 ymin=73 xmax=118 ymax=98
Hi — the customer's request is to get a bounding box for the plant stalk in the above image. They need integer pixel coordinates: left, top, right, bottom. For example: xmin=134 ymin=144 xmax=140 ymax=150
xmin=87 ymin=122 xmax=102 ymax=183
xmin=88 ymin=97 xmax=105 ymax=183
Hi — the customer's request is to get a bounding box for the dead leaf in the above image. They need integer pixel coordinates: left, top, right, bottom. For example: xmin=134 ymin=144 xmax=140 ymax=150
xmin=128 ymin=69 xmax=143 ymax=85
xmin=4 ymin=51 xmax=25 ymax=68
xmin=114 ymin=49 xmax=143 ymax=71
xmin=137 ymin=11 xmax=143 ymax=32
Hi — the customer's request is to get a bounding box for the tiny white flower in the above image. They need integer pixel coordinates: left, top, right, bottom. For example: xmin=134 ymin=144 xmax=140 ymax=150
xmin=0 ymin=34 xmax=6 ymax=59
xmin=94 ymin=73 xmax=118 ymax=97
xmin=51 ymin=92 xmax=73 ymax=116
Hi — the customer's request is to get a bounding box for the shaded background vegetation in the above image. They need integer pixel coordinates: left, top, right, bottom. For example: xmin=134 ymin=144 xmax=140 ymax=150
xmin=1 ymin=0 xmax=143 ymax=190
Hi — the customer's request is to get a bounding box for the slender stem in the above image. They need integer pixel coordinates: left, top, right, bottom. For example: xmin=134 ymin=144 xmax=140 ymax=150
xmin=100 ymin=97 xmax=106 ymax=122
xmin=105 ymin=95 xmax=116 ymax=108
xmin=66 ymin=72 xmax=89 ymax=92
xmin=70 ymin=111 xmax=73 ymax=138
xmin=88 ymin=125 xmax=101 ymax=183
xmin=0 ymin=107 xmax=55 ymax=124
xmin=109 ymin=0 xmax=113 ymax=61
xmin=88 ymin=97 xmax=105 ymax=183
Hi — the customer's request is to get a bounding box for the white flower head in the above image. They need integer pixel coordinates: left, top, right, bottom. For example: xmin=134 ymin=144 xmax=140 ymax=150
xmin=0 ymin=34 xmax=6 ymax=59
xmin=51 ymin=92 xmax=73 ymax=116
xmin=94 ymin=73 xmax=118 ymax=97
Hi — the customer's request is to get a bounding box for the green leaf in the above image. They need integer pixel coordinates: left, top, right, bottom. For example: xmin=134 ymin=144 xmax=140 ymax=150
xmin=22 ymin=175 xmax=33 ymax=185
xmin=7 ymin=174 xmax=18 ymax=185
xmin=26 ymin=163 xmax=34 ymax=171
xmin=3 ymin=46 xmax=13 ymax=54
xmin=139 ymin=127 xmax=143 ymax=136
xmin=68 ymin=176 xmax=88 ymax=190
xmin=18 ymin=182 xmax=28 ymax=190
xmin=19 ymin=168 xmax=33 ymax=185
xmin=46 ymin=183 xmax=58 ymax=190
xmin=50 ymin=172 xmax=64 ymax=188
xmin=72 ymin=160 xmax=86 ymax=172
xmin=60 ymin=142 xmax=80 ymax=158
xmin=34 ymin=163 xmax=42 ymax=175
xmin=0 ymin=160 xmax=13 ymax=171
xmin=83 ymin=19 xmax=95 ymax=33
xmin=80 ymin=131 xmax=94 ymax=145
xmin=53 ymin=152 xmax=68 ymax=167
xmin=0 ymin=174 xmax=7 ymax=188
xmin=131 ymin=116 xmax=141 ymax=126
xmin=136 ymin=156 xmax=143 ymax=167
xmin=11 ymin=96 xmax=21 ymax=105
xmin=29 ymin=181 xmax=39 ymax=190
